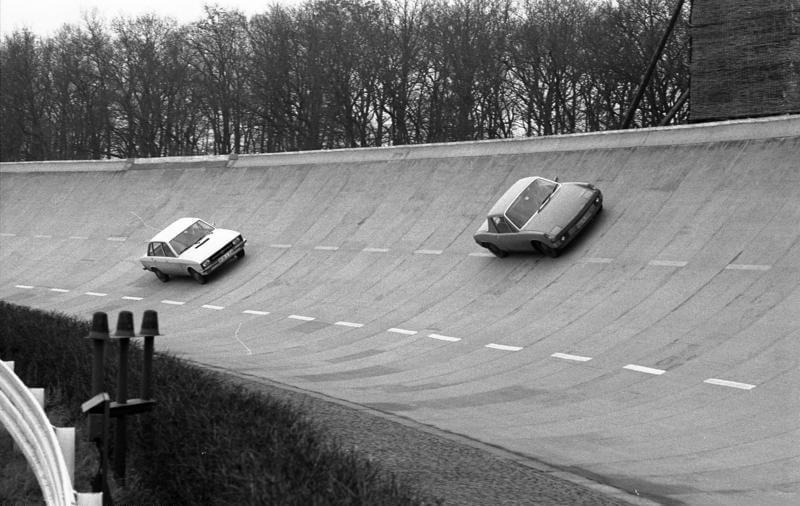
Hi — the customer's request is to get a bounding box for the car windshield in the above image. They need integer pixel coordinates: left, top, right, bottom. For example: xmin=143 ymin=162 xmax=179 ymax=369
xmin=505 ymin=178 xmax=558 ymax=229
xmin=169 ymin=220 xmax=214 ymax=255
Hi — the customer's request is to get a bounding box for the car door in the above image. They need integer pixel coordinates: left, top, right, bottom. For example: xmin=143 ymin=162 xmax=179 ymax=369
xmin=149 ymin=242 xmax=181 ymax=274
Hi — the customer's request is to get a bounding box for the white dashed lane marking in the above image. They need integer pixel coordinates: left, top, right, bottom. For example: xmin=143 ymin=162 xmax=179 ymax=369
xmin=415 ymin=249 xmax=443 ymax=255
xmin=648 ymin=260 xmax=688 ymax=268
xmin=388 ymin=328 xmax=418 ymax=336
xmin=0 ymin=233 xmax=16 ymax=237
xmin=33 ymin=234 xmax=53 ymax=238
xmin=107 ymin=237 xmax=127 ymax=242
xmin=552 ymin=352 xmax=592 ymax=362
xmin=269 ymin=244 xmax=292 ymax=249
xmin=161 ymin=300 xmax=185 ymax=306
xmin=69 ymin=236 xmax=88 ymax=240
xmin=122 ymin=296 xmax=143 ymax=301
xmin=363 ymin=247 xmax=389 ymax=253
xmin=583 ymin=257 xmax=614 ymax=264
xmin=335 ymin=321 xmax=364 ymax=328
xmin=288 ymin=315 xmax=315 ymax=321
xmin=624 ymin=364 xmax=666 ymax=375
xmin=486 ymin=343 xmax=523 ymax=352
xmin=468 ymin=251 xmax=495 ymax=257
xmin=85 ymin=292 xmax=107 ymax=297
xmin=15 ymin=285 xmax=34 ymax=289
xmin=429 ymin=333 xmax=461 ymax=342
xmin=202 ymin=304 xmax=225 ymax=310
xmin=50 ymin=288 xmax=70 ymax=293
xmin=725 ymin=264 xmax=771 ymax=271
xmin=314 ymin=246 xmax=339 ymax=251
xmin=704 ymin=378 xmax=756 ymax=390
xmin=242 ymin=310 xmax=270 ymax=316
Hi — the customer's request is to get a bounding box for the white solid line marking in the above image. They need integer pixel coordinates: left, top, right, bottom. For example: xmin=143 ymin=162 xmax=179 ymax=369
xmin=314 ymin=245 xmax=339 ymax=251
xmin=242 ymin=310 xmax=270 ymax=316
xmin=704 ymin=378 xmax=756 ymax=390
xmin=486 ymin=343 xmax=523 ymax=351
xmin=69 ymin=236 xmax=88 ymax=240
xmin=15 ymin=285 xmax=34 ymax=289
xmin=0 ymin=233 xmax=16 ymax=237
xmin=50 ymin=288 xmax=70 ymax=293
xmin=335 ymin=321 xmax=364 ymax=328
xmin=552 ymin=352 xmax=592 ymax=362
xmin=202 ymin=304 xmax=224 ymax=310
xmin=415 ymin=249 xmax=443 ymax=255
xmin=583 ymin=257 xmax=614 ymax=264
xmin=649 ymin=260 xmax=688 ymax=267
xmin=429 ymin=333 xmax=461 ymax=342
xmin=725 ymin=264 xmax=771 ymax=271
xmin=388 ymin=328 xmax=418 ymax=336
xmin=121 ymin=296 xmax=143 ymax=301
xmin=288 ymin=314 xmax=315 ymax=321
xmin=624 ymin=364 xmax=666 ymax=375
xmin=33 ymin=234 xmax=52 ymax=238
xmin=269 ymin=243 xmax=292 ymax=249
xmin=363 ymin=247 xmax=389 ymax=253
xmin=468 ymin=251 xmax=495 ymax=257
xmin=161 ymin=300 xmax=185 ymax=305
xmin=85 ymin=292 xmax=107 ymax=297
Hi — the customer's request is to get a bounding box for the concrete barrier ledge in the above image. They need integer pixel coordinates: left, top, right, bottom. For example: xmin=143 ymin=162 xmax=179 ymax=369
xmin=2 ymin=114 xmax=797 ymax=173
xmin=0 ymin=159 xmax=131 ymax=173
xmin=232 ymin=114 xmax=800 ymax=167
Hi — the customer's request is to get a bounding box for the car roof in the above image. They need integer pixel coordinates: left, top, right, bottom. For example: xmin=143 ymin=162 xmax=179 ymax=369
xmin=488 ymin=177 xmax=543 ymax=217
xmin=148 ymin=217 xmax=205 ymax=243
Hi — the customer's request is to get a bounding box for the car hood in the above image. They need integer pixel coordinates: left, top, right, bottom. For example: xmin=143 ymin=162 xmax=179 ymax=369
xmin=522 ymin=184 xmax=592 ymax=232
xmin=178 ymin=228 xmax=239 ymax=262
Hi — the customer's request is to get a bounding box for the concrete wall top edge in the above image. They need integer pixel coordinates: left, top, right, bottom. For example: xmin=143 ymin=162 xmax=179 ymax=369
xmin=2 ymin=114 xmax=798 ymax=173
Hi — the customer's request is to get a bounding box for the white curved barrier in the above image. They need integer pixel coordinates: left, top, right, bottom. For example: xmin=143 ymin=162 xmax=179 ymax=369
xmin=0 ymin=360 xmax=79 ymax=506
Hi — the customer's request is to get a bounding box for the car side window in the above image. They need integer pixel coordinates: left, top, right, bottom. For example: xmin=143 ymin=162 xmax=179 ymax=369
xmin=492 ymin=216 xmax=514 ymax=234
xmin=148 ymin=242 xmax=175 ymax=257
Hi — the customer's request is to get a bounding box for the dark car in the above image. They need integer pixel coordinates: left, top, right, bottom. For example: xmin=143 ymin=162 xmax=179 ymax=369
xmin=474 ymin=177 xmax=602 ymax=257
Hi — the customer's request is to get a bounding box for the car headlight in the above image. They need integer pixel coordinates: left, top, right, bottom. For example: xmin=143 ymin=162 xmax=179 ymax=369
xmin=201 ymin=259 xmax=211 ymax=269
xmin=232 ymin=235 xmax=242 ymax=245
xmin=546 ymin=226 xmax=563 ymax=242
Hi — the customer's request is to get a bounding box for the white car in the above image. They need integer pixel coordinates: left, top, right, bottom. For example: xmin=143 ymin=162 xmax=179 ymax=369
xmin=140 ymin=218 xmax=246 ymax=284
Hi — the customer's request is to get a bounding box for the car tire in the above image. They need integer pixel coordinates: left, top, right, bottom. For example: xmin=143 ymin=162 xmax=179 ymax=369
xmin=486 ymin=243 xmax=508 ymax=258
xmin=534 ymin=241 xmax=560 ymax=258
xmin=237 ymin=249 xmax=245 ymax=259
xmin=189 ymin=268 xmax=207 ymax=284
xmin=153 ymin=269 xmax=169 ymax=282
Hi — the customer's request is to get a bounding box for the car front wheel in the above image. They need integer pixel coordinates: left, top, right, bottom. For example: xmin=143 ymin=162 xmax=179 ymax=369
xmin=153 ymin=268 xmax=169 ymax=282
xmin=189 ymin=268 xmax=207 ymax=284
xmin=237 ymin=249 xmax=245 ymax=259
xmin=485 ymin=243 xmax=508 ymax=258
xmin=533 ymin=241 xmax=560 ymax=258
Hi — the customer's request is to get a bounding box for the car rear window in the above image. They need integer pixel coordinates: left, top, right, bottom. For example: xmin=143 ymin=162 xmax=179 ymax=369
xmin=505 ymin=178 xmax=557 ymax=228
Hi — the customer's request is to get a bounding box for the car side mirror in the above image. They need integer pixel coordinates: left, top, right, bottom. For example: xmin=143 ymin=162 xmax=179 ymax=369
xmin=555 ymin=176 xmax=560 ymax=182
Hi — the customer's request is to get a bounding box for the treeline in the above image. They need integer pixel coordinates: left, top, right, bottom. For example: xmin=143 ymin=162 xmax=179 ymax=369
xmin=0 ymin=0 xmax=689 ymax=161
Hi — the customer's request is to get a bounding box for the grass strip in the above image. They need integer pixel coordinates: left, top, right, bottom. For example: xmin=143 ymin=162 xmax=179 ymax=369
xmin=0 ymin=301 xmax=440 ymax=505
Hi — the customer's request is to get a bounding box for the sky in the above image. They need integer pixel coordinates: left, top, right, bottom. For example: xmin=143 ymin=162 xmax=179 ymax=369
xmin=0 ymin=0 xmax=304 ymax=38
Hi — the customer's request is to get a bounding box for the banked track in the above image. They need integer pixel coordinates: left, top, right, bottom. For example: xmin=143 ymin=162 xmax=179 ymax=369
xmin=1 ymin=116 xmax=798 ymax=505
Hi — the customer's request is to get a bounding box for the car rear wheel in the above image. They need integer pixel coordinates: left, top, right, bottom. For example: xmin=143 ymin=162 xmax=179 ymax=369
xmin=485 ymin=243 xmax=508 ymax=258
xmin=188 ymin=268 xmax=207 ymax=284
xmin=533 ymin=241 xmax=560 ymax=258
xmin=152 ymin=268 xmax=169 ymax=282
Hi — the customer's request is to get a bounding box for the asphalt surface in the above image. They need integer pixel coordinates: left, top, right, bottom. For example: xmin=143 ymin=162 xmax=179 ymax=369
xmin=1 ymin=116 xmax=798 ymax=505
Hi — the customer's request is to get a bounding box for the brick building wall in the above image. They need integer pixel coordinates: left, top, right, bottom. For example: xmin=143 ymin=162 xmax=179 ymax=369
xmin=690 ymin=0 xmax=800 ymax=121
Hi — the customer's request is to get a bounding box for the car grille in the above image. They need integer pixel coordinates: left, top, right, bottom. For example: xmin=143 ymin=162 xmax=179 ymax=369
xmin=208 ymin=239 xmax=237 ymax=264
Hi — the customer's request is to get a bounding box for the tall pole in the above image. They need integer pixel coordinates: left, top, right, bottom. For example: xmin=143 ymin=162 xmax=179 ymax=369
xmin=622 ymin=0 xmax=686 ymax=129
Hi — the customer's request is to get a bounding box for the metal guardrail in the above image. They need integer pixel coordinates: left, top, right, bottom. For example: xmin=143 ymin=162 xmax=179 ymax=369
xmin=0 ymin=360 xmax=101 ymax=506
